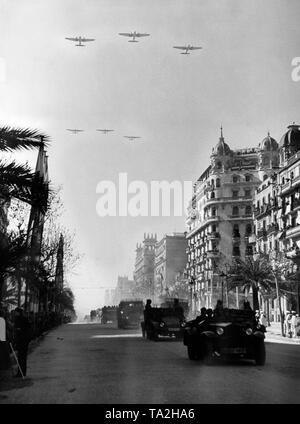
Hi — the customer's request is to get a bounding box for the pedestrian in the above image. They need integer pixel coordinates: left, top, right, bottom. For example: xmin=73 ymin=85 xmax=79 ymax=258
xmin=0 ymin=305 xmax=11 ymax=372
xmin=285 ymin=312 xmax=293 ymax=338
xmin=13 ymin=307 xmax=32 ymax=378
xmin=291 ymin=311 xmax=297 ymax=338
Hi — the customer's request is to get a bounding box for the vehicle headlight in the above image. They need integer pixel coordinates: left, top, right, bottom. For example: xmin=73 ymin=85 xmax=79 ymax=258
xmin=245 ymin=328 xmax=253 ymax=335
xmin=120 ymin=311 xmax=124 ymax=314
xmin=256 ymin=324 xmax=261 ymax=329
xmin=216 ymin=327 xmax=224 ymax=336
xmin=181 ymin=321 xmax=186 ymax=327
xmin=160 ymin=322 xmax=165 ymax=327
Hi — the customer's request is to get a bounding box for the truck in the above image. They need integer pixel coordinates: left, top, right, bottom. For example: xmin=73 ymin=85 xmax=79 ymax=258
xmin=117 ymin=300 xmax=144 ymax=329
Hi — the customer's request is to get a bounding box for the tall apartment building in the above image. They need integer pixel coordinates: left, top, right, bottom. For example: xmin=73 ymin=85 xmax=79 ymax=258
xmin=185 ymin=128 xmax=279 ymax=311
xmin=133 ymin=233 xmax=157 ymax=301
xmin=154 ymin=233 xmax=188 ymax=302
xmin=252 ymin=123 xmax=300 ymax=316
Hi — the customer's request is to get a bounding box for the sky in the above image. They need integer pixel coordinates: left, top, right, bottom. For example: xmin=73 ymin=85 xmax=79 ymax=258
xmin=1 ymin=0 xmax=300 ymax=317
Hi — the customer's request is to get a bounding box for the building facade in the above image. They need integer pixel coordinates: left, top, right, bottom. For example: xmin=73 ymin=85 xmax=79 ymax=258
xmin=185 ymin=128 xmax=279 ymax=312
xmin=112 ymin=275 xmax=135 ymax=305
xmin=154 ymin=233 xmax=188 ymax=303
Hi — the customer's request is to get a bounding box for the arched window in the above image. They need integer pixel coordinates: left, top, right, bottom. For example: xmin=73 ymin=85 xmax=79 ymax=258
xmin=211 ymin=179 xmax=215 ymax=187
xmin=212 ymin=207 xmax=217 ymax=217
xmin=232 ymin=206 xmax=239 ymax=216
xmin=263 ymin=174 xmax=268 ymax=181
xmin=217 ymin=161 xmax=222 ymax=169
xmin=211 ymin=191 xmax=215 ymax=199
xmin=216 ymin=178 xmax=220 ymax=188
xmin=232 ymin=175 xmax=239 ymax=183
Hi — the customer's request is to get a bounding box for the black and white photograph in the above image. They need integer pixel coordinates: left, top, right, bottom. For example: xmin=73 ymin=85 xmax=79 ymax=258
xmin=0 ymin=0 xmax=300 ymax=409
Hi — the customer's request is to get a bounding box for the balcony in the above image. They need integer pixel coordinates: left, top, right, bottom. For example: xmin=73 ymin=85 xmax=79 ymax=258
xmin=266 ymin=223 xmax=279 ymax=235
xmin=207 ymin=231 xmax=220 ymax=240
xmin=257 ymin=228 xmax=267 ymax=239
xmin=254 ymin=204 xmax=271 ymax=218
xmin=207 ymin=249 xmax=220 ymax=258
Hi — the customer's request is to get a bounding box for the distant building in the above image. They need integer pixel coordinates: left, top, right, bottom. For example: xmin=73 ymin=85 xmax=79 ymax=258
xmin=133 ymin=233 xmax=157 ymax=301
xmin=185 ymin=127 xmax=279 ymax=311
xmin=113 ymin=276 xmax=135 ymax=304
xmin=154 ymin=233 xmax=188 ymax=303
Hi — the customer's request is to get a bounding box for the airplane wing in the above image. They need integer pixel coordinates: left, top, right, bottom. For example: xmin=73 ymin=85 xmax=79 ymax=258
xmin=119 ymin=33 xmax=133 ymax=37
xmin=173 ymin=46 xmax=186 ymax=50
xmin=81 ymin=38 xmax=95 ymax=42
xmin=65 ymin=37 xmax=79 ymax=42
xmin=135 ymin=33 xmax=150 ymax=37
xmin=189 ymin=46 xmax=202 ymax=50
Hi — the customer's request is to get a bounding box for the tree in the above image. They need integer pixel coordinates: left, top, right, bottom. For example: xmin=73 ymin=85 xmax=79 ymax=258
xmin=227 ymin=256 xmax=274 ymax=311
xmin=0 ymin=126 xmax=49 ymax=212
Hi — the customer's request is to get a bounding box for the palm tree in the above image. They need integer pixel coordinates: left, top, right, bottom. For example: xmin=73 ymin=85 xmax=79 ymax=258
xmin=227 ymin=256 xmax=274 ymax=311
xmin=0 ymin=126 xmax=50 ymax=302
xmin=0 ymin=126 xmax=49 ymax=213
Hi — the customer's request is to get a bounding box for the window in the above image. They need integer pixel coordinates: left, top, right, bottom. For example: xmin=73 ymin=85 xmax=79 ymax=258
xmin=232 ymin=246 xmax=240 ymax=257
xmin=233 ymin=175 xmax=239 ymax=183
xmin=211 ymin=191 xmax=215 ymax=199
xmin=217 ymin=161 xmax=222 ymax=169
xmin=246 ymin=224 xmax=252 ymax=235
xmin=246 ymin=245 xmax=253 ymax=256
xmin=282 ymin=177 xmax=285 ymax=185
xmin=263 ymin=174 xmax=268 ymax=181
xmin=232 ymin=206 xmax=239 ymax=216
xmin=216 ymin=178 xmax=220 ymax=188
xmin=245 ymin=189 xmax=251 ymax=197
xmin=233 ymin=224 xmax=240 ymax=237
xmin=245 ymin=205 xmax=252 ymax=216
xmin=212 ymin=224 xmax=217 ymax=232
xmin=211 ymin=179 xmax=215 ymax=187
xmin=232 ymin=190 xmax=239 ymax=198
xmin=245 ymin=174 xmax=252 ymax=182
xmin=212 ymin=207 xmax=217 ymax=217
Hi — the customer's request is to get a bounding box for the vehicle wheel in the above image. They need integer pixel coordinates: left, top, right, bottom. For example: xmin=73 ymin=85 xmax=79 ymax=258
xmin=255 ymin=341 xmax=266 ymax=366
xmin=187 ymin=344 xmax=198 ymax=360
xmin=203 ymin=339 xmax=214 ymax=365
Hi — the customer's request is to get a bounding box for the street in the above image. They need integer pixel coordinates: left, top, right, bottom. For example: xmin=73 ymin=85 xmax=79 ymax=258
xmin=0 ymin=323 xmax=299 ymax=404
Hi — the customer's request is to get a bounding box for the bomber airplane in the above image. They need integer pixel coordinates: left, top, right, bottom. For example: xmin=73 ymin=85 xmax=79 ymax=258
xmin=96 ymin=129 xmax=114 ymax=134
xmin=65 ymin=36 xmax=95 ymax=47
xmin=119 ymin=31 xmax=150 ymax=42
xmin=173 ymin=44 xmax=202 ymax=55
xmin=66 ymin=129 xmax=84 ymax=134
xmin=123 ymin=136 xmax=142 ymax=142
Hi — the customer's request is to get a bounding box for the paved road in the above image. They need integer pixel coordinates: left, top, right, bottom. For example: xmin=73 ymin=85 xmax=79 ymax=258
xmin=0 ymin=323 xmax=299 ymax=404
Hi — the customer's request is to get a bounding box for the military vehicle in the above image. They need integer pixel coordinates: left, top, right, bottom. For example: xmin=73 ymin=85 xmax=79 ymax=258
xmin=183 ymin=308 xmax=266 ymax=365
xmin=117 ymin=300 xmax=144 ymax=329
xmin=142 ymin=306 xmax=186 ymax=340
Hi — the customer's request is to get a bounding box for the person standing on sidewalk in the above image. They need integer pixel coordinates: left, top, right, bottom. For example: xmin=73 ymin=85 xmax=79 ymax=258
xmin=291 ymin=311 xmax=297 ymax=338
xmin=14 ymin=307 xmax=32 ymax=377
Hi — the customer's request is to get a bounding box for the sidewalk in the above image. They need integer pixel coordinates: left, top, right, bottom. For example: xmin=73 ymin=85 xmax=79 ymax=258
xmin=265 ymin=322 xmax=300 ymax=345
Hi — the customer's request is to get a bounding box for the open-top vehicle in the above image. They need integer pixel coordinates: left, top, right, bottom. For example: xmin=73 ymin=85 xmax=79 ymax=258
xmin=142 ymin=307 xmax=186 ymax=340
xmin=117 ymin=300 xmax=144 ymax=329
xmin=183 ymin=308 xmax=266 ymax=365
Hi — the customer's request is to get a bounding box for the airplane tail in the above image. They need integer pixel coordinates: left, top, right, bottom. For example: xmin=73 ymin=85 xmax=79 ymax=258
xmin=181 ymin=52 xmax=189 ymax=55
xmin=129 ymin=40 xmax=138 ymax=43
xmin=76 ymin=44 xmax=85 ymax=47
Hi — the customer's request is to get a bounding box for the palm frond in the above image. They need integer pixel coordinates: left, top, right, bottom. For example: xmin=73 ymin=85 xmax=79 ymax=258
xmin=0 ymin=126 xmax=49 ymax=152
xmin=0 ymin=160 xmax=50 ymax=212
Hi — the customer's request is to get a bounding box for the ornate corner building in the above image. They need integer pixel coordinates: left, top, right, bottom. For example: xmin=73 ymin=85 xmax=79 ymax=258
xmin=185 ymin=128 xmax=280 ymax=311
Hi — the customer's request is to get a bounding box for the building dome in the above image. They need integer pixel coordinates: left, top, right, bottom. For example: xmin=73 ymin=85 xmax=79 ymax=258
xmin=259 ymin=133 xmax=278 ymax=151
xmin=212 ymin=126 xmax=231 ymax=156
xmin=279 ymin=123 xmax=300 ymax=150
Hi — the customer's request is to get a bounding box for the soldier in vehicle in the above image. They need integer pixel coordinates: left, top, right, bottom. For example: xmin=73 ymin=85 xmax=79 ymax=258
xmin=195 ymin=307 xmax=207 ymax=324
xmin=214 ymin=300 xmax=224 ymax=317
xmin=206 ymin=308 xmax=214 ymax=320
xmin=143 ymin=299 xmax=152 ymax=338
xmin=173 ymin=299 xmax=184 ymax=319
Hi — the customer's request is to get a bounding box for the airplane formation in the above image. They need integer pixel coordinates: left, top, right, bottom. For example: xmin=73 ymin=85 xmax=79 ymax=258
xmin=65 ymin=32 xmax=203 ymax=142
